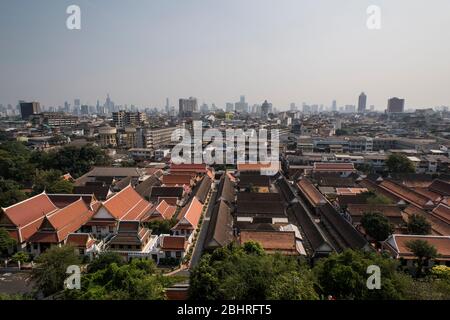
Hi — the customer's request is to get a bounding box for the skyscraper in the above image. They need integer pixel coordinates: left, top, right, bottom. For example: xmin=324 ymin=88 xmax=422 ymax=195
xmin=261 ymin=100 xmax=270 ymax=118
xmin=387 ymin=97 xmax=405 ymax=113
xmin=179 ymin=97 xmax=197 ymax=118
xmin=358 ymin=92 xmax=367 ymax=113
xmin=234 ymin=95 xmax=249 ymax=113
xmin=20 ymin=101 xmax=41 ymax=120
xmin=331 ymin=100 xmax=337 ymax=112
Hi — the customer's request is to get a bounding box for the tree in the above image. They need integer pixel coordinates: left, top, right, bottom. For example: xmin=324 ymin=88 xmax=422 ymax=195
xmin=189 ymin=243 xmax=318 ymax=300
xmin=386 ymin=154 xmax=415 ymax=174
xmin=64 ymin=259 xmax=167 ymax=300
xmin=407 ymin=214 xmax=432 ymax=235
xmin=406 ymin=240 xmax=438 ymax=277
xmin=0 ymin=227 xmax=16 ymax=257
xmin=145 ymin=218 xmax=177 ymax=235
xmin=361 ymin=212 xmax=394 ymax=242
xmin=0 ymin=179 xmax=27 ymax=207
xmin=313 ymin=250 xmax=406 ymax=300
xmin=268 ymin=271 xmax=319 ymax=300
xmin=31 ymin=245 xmax=81 ymax=297
xmin=32 ymin=169 xmax=74 ymax=194
xmin=11 ymin=251 xmax=30 ymax=264
xmin=87 ymin=252 xmax=124 ymax=273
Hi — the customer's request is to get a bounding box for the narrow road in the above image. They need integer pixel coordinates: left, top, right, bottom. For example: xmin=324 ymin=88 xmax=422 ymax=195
xmin=189 ymin=189 xmax=217 ymax=269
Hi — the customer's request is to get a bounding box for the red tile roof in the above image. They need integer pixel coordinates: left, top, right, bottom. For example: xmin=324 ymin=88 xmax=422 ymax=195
xmin=313 ymin=162 xmax=356 ymax=172
xmin=431 ymin=204 xmax=450 ymax=225
xmin=385 ymin=234 xmax=450 ymax=260
xmin=161 ymin=174 xmax=192 ymax=187
xmin=147 ymin=200 xmax=177 ymax=221
xmin=1 ymin=193 xmax=58 ymax=242
xmin=170 ymin=164 xmax=207 ymax=174
xmin=30 ymin=198 xmax=95 ymax=243
xmin=172 ymin=197 xmax=203 ymax=230
xmin=297 ymin=178 xmax=326 ymax=207
xmin=101 ymin=185 xmax=152 ymax=221
xmin=66 ymin=233 xmax=95 ymax=249
xmin=160 ymin=235 xmax=187 ymax=250
xmin=380 ymin=180 xmax=435 ymax=210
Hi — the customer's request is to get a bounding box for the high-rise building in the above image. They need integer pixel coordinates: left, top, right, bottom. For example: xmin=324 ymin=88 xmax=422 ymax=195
xmin=235 ymin=95 xmax=249 ymax=113
xmin=226 ymin=103 xmax=234 ymax=112
xmin=113 ymin=111 xmax=147 ymax=128
xmin=80 ymin=105 xmax=89 ymax=115
xmin=331 ymin=100 xmax=337 ymax=112
xmin=358 ymin=92 xmax=367 ymax=113
xmin=290 ymin=103 xmax=297 ymax=111
xmin=179 ymin=97 xmax=197 ymax=118
xmin=20 ymin=101 xmax=41 ymax=120
xmin=261 ymin=100 xmax=270 ymax=118
xmin=387 ymin=97 xmax=405 ymax=113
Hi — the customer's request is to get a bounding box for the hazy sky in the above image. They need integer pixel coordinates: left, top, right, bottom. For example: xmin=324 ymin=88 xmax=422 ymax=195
xmin=1 ymin=0 xmax=450 ymax=110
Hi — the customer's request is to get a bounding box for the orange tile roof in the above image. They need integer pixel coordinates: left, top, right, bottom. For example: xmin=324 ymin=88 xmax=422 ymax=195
xmin=161 ymin=174 xmax=192 ymax=186
xmin=31 ymin=198 xmax=95 ymax=243
xmin=151 ymin=200 xmax=177 ymax=220
xmin=1 ymin=193 xmax=59 ymax=242
xmin=386 ymin=234 xmax=450 ymax=260
xmin=432 ymin=204 xmax=450 ymax=224
xmin=1 ymin=193 xmax=58 ymax=227
xmin=172 ymin=197 xmax=203 ymax=230
xmin=101 ymin=185 xmax=152 ymax=221
xmin=160 ymin=235 xmax=187 ymax=250
xmin=313 ymin=162 xmax=356 ymax=172
xmin=380 ymin=180 xmax=434 ymax=210
xmin=66 ymin=233 xmax=95 ymax=249
xmin=170 ymin=164 xmax=207 ymax=174
xmin=297 ymin=178 xmax=326 ymax=207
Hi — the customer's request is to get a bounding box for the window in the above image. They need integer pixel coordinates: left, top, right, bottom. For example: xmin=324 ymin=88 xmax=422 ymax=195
xmin=175 ymin=251 xmax=181 ymax=258
xmin=165 ymin=251 xmax=171 ymax=258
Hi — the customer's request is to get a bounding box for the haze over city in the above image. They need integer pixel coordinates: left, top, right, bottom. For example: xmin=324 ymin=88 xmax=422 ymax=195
xmin=1 ymin=0 xmax=450 ymax=109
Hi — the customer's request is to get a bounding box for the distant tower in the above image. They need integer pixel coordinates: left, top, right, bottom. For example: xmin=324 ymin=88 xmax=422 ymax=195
xmin=387 ymin=97 xmax=405 ymax=113
xmin=358 ymin=92 xmax=367 ymax=113
xmin=261 ymin=100 xmax=270 ymax=118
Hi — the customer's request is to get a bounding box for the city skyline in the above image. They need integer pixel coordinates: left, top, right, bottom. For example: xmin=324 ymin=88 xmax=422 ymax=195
xmin=1 ymin=0 xmax=450 ymax=109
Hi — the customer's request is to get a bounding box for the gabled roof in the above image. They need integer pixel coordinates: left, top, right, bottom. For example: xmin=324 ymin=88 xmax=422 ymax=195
xmin=1 ymin=192 xmax=59 ymax=243
xmin=379 ymin=179 xmax=434 ymax=210
xmin=160 ymin=235 xmax=187 ymax=251
xmin=313 ymin=162 xmax=356 ymax=172
xmin=290 ymin=202 xmax=334 ymax=255
xmin=47 ymin=194 xmax=96 ymax=208
xmin=135 ymin=175 xmax=161 ymax=198
xmin=170 ymin=163 xmax=207 ymax=174
xmin=109 ymin=221 xmax=151 ymax=246
xmin=172 ymin=197 xmax=203 ymax=230
xmin=30 ymin=198 xmax=95 ymax=243
xmin=149 ymin=187 xmax=184 ymax=200
xmin=147 ymin=200 xmax=177 ymax=221
xmin=99 ymin=185 xmax=152 ymax=221
xmin=431 ymin=204 xmax=450 ymax=225
xmin=66 ymin=233 xmax=95 ymax=249
xmin=216 ymin=173 xmax=235 ymax=204
xmin=297 ymin=178 xmax=326 ymax=207
xmin=429 ymin=179 xmax=450 ymax=196
xmin=204 ymin=200 xmax=233 ymax=250
xmin=384 ymin=234 xmax=450 ymax=260
xmin=161 ymin=174 xmax=192 ymax=186
xmin=193 ymin=175 xmax=212 ymax=204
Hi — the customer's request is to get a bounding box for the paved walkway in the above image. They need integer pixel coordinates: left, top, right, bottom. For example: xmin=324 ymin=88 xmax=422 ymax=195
xmin=189 ymin=190 xmax=217 ymax=269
